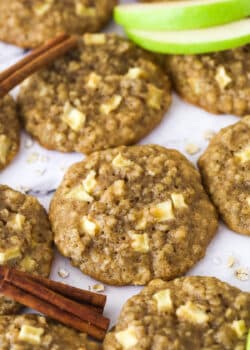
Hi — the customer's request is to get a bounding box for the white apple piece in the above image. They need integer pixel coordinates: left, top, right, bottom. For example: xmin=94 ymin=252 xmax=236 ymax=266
xmin=115 ymin=0 xmax=250 ymax=31
xmin=126 ymin=18 xmax=250 ymax=55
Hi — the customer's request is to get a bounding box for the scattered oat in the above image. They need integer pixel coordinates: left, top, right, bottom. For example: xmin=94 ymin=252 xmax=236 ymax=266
xmin=235 ymin=267 xmax=249 ymax=281
xmin=58 ymin=268 xmax=69 ymax=279
xmin=204 ymin=130 xmax=216 ymax=141
xmin=185 ymin=143 xmax=200 ymax=155
xmin=227 ymin=256 xmax=236 ymax=268
xmin=91 ymin=284 xmax=105 ymax=293
xmin=35 ymin=168 xmax=47 ymax=176
xmin=212 ymin=256 xmax=222 ymax=266
xmin=24 ymin=139 xmax=34 ymax=149
xmin=17 ymin=185 xmax=31 ymax=194
xmin=26 ymin=152 xmax=39 ymax=164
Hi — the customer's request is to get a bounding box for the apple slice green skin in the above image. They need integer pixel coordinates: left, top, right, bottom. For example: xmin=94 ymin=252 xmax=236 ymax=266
xmin=126 ymin=19 xmax=250 ymax=55
xmin=115 ymin=0 xmax=250 ymax=31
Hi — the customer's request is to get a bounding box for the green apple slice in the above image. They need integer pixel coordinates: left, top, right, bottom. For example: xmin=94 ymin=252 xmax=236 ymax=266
xmin=115 ymin=0 xmax=250 ymax=31
xmin=126 ymin=18 xmax=250 ymax=55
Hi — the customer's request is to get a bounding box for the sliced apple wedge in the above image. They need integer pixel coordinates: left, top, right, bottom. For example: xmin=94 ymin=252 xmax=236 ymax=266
xmin=126 ymin=18 xmax=250 ymax=55
xmin=115 ymin=0 xmax=250 ymax=31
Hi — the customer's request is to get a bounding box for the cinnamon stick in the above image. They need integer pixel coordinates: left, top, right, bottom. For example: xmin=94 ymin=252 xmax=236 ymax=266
xmin=0 ymin=266 xmax=105 ymax=310
xmin=4 ymin=268 xmax=109 ymax=331
xmin=0 ymin=33 xmax=78 ymax=98
xmin=0 ymin=281 xmax=106 ymax=341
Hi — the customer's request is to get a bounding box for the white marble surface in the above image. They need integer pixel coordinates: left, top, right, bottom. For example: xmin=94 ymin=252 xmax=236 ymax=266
xmin=0 ymin=0 xmax=249 ymax=329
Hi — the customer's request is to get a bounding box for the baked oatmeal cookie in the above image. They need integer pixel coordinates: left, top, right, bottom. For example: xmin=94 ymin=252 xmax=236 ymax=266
xmin=0 ymin=0 xmax=117 ymax=48
xmin=166 ymin=45 xmax=250 ymax=116
xmin=0 ymin=95 xmax=20 ymax=171
xmin=50 ymin=145 xmax=218 ymax=286
xmin=18 ymin=34 xmax=171 ymax=154
xmin=0 ymin=185 xmax=53 ymax=314
xmin=198 ymin=116 xmax=250 ymax=235
xmin=0 ymin=314 xmax=101 ymax=349
xmin=104 ymin=276 xmax=250 ymax=350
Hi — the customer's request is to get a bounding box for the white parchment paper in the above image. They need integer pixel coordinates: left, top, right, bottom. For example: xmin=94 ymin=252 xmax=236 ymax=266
xmin=0 ymin=0 xmax=249 ymax=328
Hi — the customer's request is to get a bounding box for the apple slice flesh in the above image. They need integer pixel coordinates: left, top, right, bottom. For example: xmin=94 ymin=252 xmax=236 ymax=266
xmin=115 ymin=0 xmax=250 ymax=31
xmin=126 ymin=18 xmax=250 ymax=55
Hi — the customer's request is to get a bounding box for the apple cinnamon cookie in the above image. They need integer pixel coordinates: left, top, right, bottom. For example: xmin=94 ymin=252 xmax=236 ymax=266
xmin=0 ymin=0 xmax=117 ymax=48
xmin=18 ymin=34 xmax=171 ymax=154
xmin=0 ymin=95 xmax=20 ymax=171
xmin=166 ymin=45 xmax=250 ymax=116
xmin=0 ymin=185 xmax=53 ymax=314
xmin=198 ymin=116 xmax=250 ymax=236
xmin=50 ymin=145 xmax=218 ymax=286
xmin=104 ymin=276 xmax=250 ymax=350
xmin=0 ymin=314 xmax=101 ymax=349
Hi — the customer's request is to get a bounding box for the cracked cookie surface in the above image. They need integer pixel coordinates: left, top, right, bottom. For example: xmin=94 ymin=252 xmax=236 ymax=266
xmin=0 ymin=185 xmax=53 ymax=314
xmin=199 ymin=116 xmax=250 ymax=235
xmin=0 ymin=0 xmax=117 ymax=48
xmin=166 ymin=45 xmax=250 ymax=116
xmin=18 ymin=34 xmax=171 ymax=154
xmin=0 ymin=96 xmax=20 ymax=171
xmin=104 ymin=276 xmax=250 ymax=350
xmin=0 ymin=314 xmax=101 ymax=349
xmin=50 ymin=145 xmax=217 ymax=286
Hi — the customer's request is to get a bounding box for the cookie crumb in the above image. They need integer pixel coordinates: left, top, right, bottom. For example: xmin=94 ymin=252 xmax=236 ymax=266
xmin=91 ymin=284 xmax=105 ymax=293
xmin=185 ymin=143 xmax=200 ymax=155
xmin=26 ymin=152 xmax=39 ymax=164
xmin=24 ymin=139 xmax=34 ymax=149
xmin=235 ymin=267 xmax=249 ymax=281
xmin=204 ymin=130 xmax=215 ymax=141
xmin=58 ymin=268 xmax=69 ymax=279
xmin=227 ymin=256 xmax=236 ymax=268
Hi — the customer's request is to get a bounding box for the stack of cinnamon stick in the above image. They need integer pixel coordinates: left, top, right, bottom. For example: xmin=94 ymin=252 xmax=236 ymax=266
xmin=0 ymin=266 xmax=110 ymax=341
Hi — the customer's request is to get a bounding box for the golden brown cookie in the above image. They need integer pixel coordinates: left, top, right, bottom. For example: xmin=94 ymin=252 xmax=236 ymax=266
xmin=18 ymin=34 xmax=171 ymax=154
xmin=0 ymin=314 xmax=101 ymax=349
xmin=0 ymin=0 xmax=117 ymax=48
xmin=198 ymin=116 xmax=250 ymax=235
xmin=0 ymin=185 xmax=53 ymax=314
xmin=104 ymin=276 xmax=250 ymax=350
xmin=166 ymin=45 xmax=250 ymax=116
xmin=50 ymin=145 xmax=218 ymax=286
xmin=0 ymin=95 xmax=20 ymax=171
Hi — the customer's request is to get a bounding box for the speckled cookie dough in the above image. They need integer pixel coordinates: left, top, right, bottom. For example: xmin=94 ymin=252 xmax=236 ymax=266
xmin=18 ymin=34 xmax=171 ymax=154
xmin=49 ymin=145 xmax=218 ymax=286
xmin=198 ymin=116 xmax=250 ymax=236
xmin=0 ymin=314 xmax=101 ymax=349
xmin=0 ymin=185 xmax=53 ymax=314
xmin=166 ymin=45 xmax=250 ymax=116
xmin=104 ymin=276 xmax=250 ymax=350
xmin=0 ymin=95 xmax=20 ymax=171
xmin=0 ymin=0 xmax=117 ymax=48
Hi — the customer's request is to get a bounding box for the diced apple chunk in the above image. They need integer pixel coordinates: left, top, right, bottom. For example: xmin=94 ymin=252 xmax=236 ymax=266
xmin=112 ymin=153 xmax=134 ymax=168
xmin=33 ymin=0 xmax=53 ymax=16
xmin=0 ymin=247 xmax=21 ymax=264
xmin=231 ymin=320 xmax=247 ymax=338
xmin=80 ymin=217 xmax=99 ymax=236
xmin=75 ymin=3 xmax=96 ymax=16
xmin=171 ymin=193 xmax=187 ymax=209
xmin=153 ymin=289 xmax=173 ymax=312
xmin=7 ymin=214 xmax=26 ymax=231
xmin=176 ymin=301 xmax=209 ymax=324
xmin=115 ymin=327 xmax=138 ymax=349
xmin=130 ymin=233 xmax=149 ymax=253
xmin=215 ymin=66 xmax=232 ymax=90
xmin=126 ymin=67 xmax=144 ymax=79
xmin=150 ymin=200 xmax=175 ymax=222
xmin=147 ymin=84 xmax=163 ymax=110
xmin=84 ymin=34 xmax=106 ymax=45
xmin=235 ymin=145 xmax=250 ymax=163
xmin=100 ymin=95 xmax=122 ymax=115
xmin=82 ymin=170 xmax=97 ymax=194
xmin=18 ymin=325 xmax=44 ymax=345
xmin=66 ymin=185 xmax=94 ymax=202
xmin=63 ymin=102 xmax=86 ymax=132
xmin=86 ymin=72 xmax=102 ymax=89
